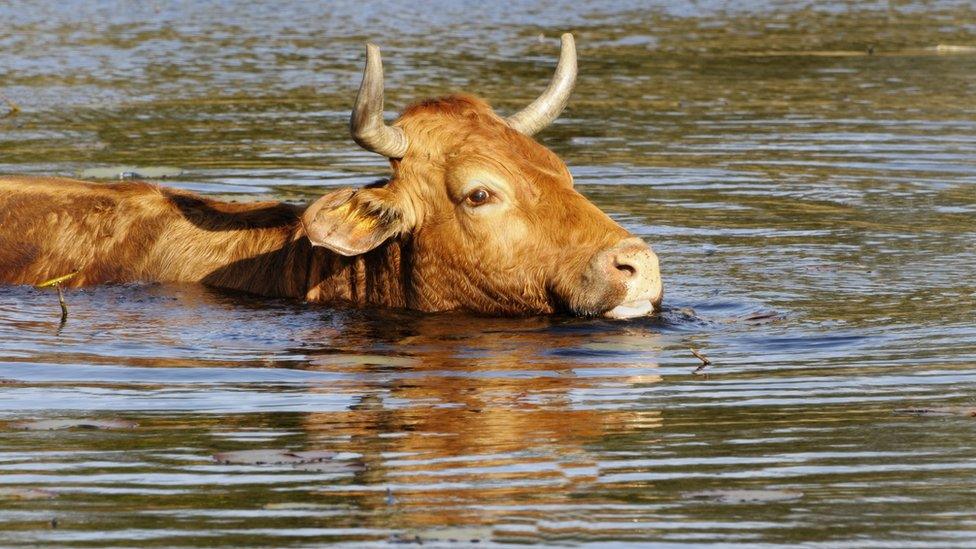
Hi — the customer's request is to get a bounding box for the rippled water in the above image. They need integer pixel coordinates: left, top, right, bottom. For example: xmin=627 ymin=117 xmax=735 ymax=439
xmin=2 ymin=1 xmax=975 ymax=546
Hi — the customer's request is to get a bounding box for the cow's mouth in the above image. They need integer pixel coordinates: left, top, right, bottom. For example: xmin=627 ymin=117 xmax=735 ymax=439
xmin=603 ymin=299 xmax=657 ymax=320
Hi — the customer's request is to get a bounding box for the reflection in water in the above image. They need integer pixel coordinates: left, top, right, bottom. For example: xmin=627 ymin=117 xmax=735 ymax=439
xmin=302 ymin=317 xmax=666 ymax=537
xmin=1 ymin=0 xmax=976 ymax=546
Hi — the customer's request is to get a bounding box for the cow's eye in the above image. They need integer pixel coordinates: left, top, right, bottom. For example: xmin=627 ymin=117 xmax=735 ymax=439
xmin=465 ymin=188 xmax=491 ymax=207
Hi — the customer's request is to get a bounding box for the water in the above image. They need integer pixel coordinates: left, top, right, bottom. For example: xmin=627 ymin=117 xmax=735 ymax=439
xmin=1 ymin=1 xmax=975 ymax=546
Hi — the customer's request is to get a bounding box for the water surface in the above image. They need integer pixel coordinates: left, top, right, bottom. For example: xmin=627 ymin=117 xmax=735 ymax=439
xmin=1 ymin=1 xmax=975 ymax=546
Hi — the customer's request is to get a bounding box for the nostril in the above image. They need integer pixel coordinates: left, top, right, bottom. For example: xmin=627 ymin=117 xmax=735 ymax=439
xmin=614 ymin=261 xmax=637 ymax=278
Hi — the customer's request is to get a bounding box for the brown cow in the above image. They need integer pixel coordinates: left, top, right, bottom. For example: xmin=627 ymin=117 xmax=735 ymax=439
xmin=0 ymin=34 xmax=662 ymax=318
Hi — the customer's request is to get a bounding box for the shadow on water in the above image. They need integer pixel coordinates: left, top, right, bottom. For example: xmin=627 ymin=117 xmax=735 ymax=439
xmin=1 ymin=0 xmax=976 ymax=546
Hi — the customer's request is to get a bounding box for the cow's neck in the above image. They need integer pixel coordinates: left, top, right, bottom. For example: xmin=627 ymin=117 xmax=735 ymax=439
xmin=193 ymin=223 xmax=408 ymax=309
xmin=303 ymin=238 xmax=409 ymax=308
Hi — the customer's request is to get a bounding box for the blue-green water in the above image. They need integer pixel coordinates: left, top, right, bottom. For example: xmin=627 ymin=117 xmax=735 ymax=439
xmin=1 ymin=1 xmax=975 ymax=546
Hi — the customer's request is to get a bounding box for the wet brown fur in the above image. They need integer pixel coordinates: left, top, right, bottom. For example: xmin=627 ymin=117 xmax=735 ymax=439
xmin=0 ymin=95 xmax=633 ymax=315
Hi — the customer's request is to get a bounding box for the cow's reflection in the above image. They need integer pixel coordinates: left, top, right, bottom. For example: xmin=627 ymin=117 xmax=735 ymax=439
xmin=296 ymin=313 xmax=665 ymax=527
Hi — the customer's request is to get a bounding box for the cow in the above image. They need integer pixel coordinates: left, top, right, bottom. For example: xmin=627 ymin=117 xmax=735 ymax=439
xmin=0 ymin=34 xmax=663 ymax=319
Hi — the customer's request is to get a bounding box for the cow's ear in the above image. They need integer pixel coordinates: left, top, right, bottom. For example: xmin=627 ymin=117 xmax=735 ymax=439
xmin=301 ymin=187 xmax=404 ymax=256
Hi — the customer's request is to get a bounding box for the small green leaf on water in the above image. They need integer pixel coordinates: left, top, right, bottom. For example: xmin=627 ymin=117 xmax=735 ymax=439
xmin=35 ymin=271 xmax=79 ymax=289
xmin=9 ymin=419 xmax=138 ymax=431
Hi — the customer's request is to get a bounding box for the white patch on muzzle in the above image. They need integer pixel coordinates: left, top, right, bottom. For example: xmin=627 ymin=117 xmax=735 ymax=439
xmin=604 ymin=299 xmax=656 ymax=319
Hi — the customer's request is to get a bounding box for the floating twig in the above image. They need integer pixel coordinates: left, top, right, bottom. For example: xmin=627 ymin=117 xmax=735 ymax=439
xmin=0 ymin=92 xmax=19 ymax=118
xmin=35 ymin=271 xmax=79 ymax=323
xmin=690 ymin=348 xmax=711 ymax=366
xmin=743 ymin=310 xmax=783 ymax=323
xmin=690 ymin=347 xmax=712 ymax=375
xmin=56 ymin=284 xmax=68 ymax=324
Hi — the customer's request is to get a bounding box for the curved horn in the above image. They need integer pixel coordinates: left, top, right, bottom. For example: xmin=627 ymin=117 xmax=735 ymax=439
xmin=505 ymin=33 xmax=578 ymax=136
xmin=350 ymin=43 xmax=409 ymax=158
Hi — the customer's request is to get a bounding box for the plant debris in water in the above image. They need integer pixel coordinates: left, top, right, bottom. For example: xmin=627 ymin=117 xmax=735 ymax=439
xmin=388 ymin=527 xmax=491 ymax=545
xmin=691 ymin=347 xmax=713 ymax=376
xmin=212 ymin=449 xmax=337 ymax=465
xmin=893 ymin=407 xmax=976 ymax=417
xmin=743 ymin=310 xmax=785 ymax=323
xmin=34 ymin=272 xmax=79 ymax=289
xmin=35 ymin=271 xmax=79 ymax=323
xmin=213 ymin=449 xmax=367 ymax=475
xmin=0 ymin=91 xmax=19 ymax=118
xmin=686 ymin=489 xmax=803 ymax=504
xmin=690 ymin=347 xmax=712 ymax=366
xmin=9 ymin=419 xmax=137 ymax=430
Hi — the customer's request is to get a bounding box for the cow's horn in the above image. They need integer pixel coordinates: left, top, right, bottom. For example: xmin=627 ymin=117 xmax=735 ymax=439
xmin=350 ymin=43 xmax=409 ymax=158
xmin=505 ymin=33 xmax=578 ymax=136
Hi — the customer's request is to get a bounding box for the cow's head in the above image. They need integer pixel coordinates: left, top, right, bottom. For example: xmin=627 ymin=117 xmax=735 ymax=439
xmin=302 ymin=34 xmax=662 ymax=318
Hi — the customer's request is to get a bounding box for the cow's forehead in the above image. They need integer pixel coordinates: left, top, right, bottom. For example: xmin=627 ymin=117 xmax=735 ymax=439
xmin=395 ymin=94 xmax=572 ymax=189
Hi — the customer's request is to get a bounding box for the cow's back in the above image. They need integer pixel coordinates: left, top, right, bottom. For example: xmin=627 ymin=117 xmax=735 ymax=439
xmin=0 ymin=176 xmax=174 ymax=286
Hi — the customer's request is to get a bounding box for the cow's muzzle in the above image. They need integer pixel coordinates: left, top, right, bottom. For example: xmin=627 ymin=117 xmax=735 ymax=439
xmin=595 ymin=237 xmax=663 ymax=319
